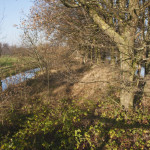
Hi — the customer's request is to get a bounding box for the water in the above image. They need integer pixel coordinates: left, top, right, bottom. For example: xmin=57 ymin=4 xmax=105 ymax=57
xmin=1 ymin=68 xmax=40 ymax=91
xmin=135 ymin=66 xmax=145 ymax=77
xmin=105 ymin=56 xmax=145 ymax=77
xmin=141 ymin=67 xmax=145 ymax=77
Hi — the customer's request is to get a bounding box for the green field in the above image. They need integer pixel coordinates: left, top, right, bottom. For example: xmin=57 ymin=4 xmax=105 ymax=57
xmin=0 ymin=56 xmax=19 ymax=67
xmin=0 ymin=56 xmax=38 ymax=78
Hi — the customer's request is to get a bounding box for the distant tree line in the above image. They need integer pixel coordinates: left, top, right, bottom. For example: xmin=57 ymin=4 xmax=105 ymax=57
xmin=0 ymin=42 xmax=29 ymax=56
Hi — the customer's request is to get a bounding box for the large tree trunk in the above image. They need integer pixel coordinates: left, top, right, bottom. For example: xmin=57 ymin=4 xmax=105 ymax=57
xmin=118 ymin=38 xmax=136 ymax=109
xmin=89 ymin=9 xmax=137 ymax=109
xmin=119 ymin=55 xmax=135 ymax=108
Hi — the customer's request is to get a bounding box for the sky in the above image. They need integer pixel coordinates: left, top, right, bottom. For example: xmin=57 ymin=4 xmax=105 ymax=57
xmin=0 ymin=0 xmax=34 ymax=46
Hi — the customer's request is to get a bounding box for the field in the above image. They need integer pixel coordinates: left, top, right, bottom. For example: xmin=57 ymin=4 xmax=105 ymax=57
xmin=0 ymin=56 xmax=38 ymax=78
xmin=0 ymin=56 xmax=18 ymax=67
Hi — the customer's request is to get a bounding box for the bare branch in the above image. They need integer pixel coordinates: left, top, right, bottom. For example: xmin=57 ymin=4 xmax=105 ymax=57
xmin=60 ymin=0 xmax=81 ymax=8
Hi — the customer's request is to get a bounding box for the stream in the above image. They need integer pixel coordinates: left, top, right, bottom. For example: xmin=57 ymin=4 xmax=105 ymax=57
xmin=1 ymin=68 xmax=40 ymax=91
xmin=0 ymin=58 xmax=145 ymax=91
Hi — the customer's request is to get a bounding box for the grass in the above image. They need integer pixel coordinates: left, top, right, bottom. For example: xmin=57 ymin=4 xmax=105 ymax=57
xmin=0 ymin=56 xmax=18 ymax=67
xmin=0 ymin=55 xmax=39 ymax=79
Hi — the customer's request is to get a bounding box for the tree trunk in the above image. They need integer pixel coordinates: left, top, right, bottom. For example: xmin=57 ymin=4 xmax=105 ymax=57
xmin=0 ymin=77 xmax=2 ymax=91
xmin=120 ymin=89 xmax=134 ymax=108
xmin=119 ymin=44 xmax=136 ymax=109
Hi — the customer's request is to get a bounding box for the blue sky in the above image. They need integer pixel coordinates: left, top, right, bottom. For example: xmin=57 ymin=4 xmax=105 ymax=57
xmin=0 ymin=0 xmax=34 ymax=45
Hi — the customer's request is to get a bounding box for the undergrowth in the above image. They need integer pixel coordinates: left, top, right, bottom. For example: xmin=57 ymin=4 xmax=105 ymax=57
xmin=0 ymin=98 xmax=150 ymax=150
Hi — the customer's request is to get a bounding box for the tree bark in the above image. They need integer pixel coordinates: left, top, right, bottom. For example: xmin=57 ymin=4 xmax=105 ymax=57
xmin=118 ymin=25 xmax=137 ymax=108
xmin=119 ymin=46 xmax=135 ymax=108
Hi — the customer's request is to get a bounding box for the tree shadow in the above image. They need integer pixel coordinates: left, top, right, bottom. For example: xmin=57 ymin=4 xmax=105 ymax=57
xmin=83 ymin=112 xmax=150 ymax=149
xmin=133 ymin=79 xmax=146 ymax=109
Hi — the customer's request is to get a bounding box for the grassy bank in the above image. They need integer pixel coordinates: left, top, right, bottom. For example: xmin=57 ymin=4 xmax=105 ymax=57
xmin=0 ymin=56 xmax=38 ymax=78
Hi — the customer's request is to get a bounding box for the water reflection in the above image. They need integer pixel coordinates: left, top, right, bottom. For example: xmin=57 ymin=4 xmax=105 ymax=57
xmin=1 ymin=68 xmax=40 ymax=91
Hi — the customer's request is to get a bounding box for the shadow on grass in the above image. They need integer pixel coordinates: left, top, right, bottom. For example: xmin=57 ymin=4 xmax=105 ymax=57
xmin=0 ymin=111 xmax=34 ymax=142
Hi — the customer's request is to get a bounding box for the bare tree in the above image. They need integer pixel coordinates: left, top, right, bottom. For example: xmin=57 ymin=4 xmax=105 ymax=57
xmin=29 ymin=0 xmax=117 ymax=64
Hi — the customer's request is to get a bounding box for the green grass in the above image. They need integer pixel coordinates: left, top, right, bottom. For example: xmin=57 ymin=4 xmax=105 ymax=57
xmin=0 ymin=56 xmax=19 ymax=67
xmin=0 ymin=56 xmax=38 ymax=78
